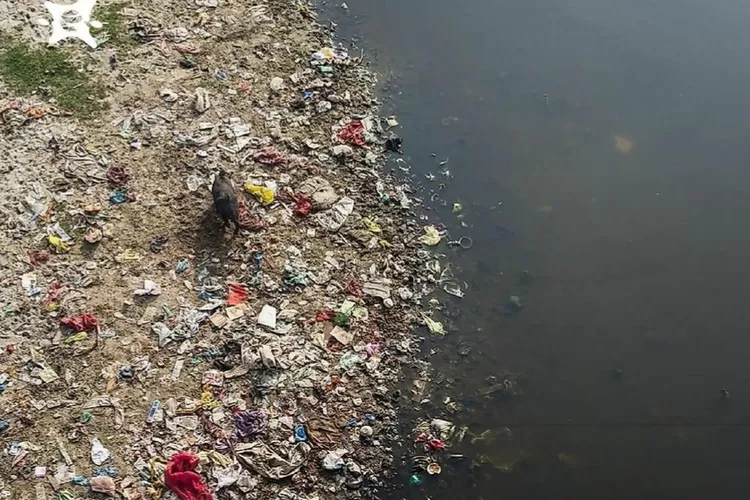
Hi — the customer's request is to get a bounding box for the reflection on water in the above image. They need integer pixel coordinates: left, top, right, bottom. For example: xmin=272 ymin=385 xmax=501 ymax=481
xmin=337 ymin=0 xmax=750 ymax=498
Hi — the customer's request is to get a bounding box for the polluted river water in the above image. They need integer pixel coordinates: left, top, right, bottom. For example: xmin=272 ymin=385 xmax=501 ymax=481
xmin=335 ymin=0 xmax=750 ymax=498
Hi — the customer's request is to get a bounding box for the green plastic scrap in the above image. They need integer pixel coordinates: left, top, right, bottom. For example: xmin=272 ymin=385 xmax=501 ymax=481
xmin=421 ymin=313 xmax=446 ymax=336
xmin=80 ymin=411 xmax=93 ymax=424
xmin=339 ymin=352 xmax=361 ymax=371
xmin=63 ymin=332 xmax=88 ymax=344
xmin=333 ymin=312 xmax=351 ymax=327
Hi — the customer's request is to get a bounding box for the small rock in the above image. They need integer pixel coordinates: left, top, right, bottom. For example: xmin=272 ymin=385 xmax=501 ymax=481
xmin=194 ymin=88 xmax=211 ymax=113
xmin=270 ymin=77 xmax=285 ymax=92
xmin=359 ymin=425 xmax=373 ymax=437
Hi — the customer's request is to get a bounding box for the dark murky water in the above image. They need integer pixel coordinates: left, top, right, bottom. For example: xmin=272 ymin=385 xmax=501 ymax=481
xmin=337 ymin=0 xmax=750 ymax=498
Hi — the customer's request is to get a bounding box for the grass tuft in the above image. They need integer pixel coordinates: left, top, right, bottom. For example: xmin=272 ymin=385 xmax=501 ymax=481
xmin=0 ymin=39 xmax=108 ymax=118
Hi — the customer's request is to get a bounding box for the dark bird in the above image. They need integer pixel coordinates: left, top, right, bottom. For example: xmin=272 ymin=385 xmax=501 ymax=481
xmin=212 ymin=169 xmax=240 ymax=235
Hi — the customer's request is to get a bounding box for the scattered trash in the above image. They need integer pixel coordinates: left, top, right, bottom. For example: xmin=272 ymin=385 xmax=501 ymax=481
xmin=443 ymin=282 xmax=466 ymax=298
xmin=0 ymin=3 xmax=469 ymax=498
xmin=146 ymin=400 xmax=161 ymax=424
xmin=427 ymin=462 xmax=442 ymax=475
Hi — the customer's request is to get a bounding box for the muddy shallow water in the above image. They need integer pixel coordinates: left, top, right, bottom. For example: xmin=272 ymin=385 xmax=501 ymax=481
xmin=335 ymin=0 xmax=750 ymax=498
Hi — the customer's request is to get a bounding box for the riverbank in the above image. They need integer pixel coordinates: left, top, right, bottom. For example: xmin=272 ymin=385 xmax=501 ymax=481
xmin=0 ymin=1 xmax=444 ymax=498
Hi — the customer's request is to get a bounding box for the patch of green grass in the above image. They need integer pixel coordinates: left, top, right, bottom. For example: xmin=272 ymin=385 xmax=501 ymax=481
xmin=92 ymin=2 xmax=134 ymax=47
xmin=0 ymin=39 xmax=108 ymax=117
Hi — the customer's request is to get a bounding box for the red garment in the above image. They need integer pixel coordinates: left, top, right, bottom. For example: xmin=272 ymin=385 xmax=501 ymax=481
xmin=315 ymin=311 xmax=335 ymax=322
xmin=60 ymin=313 xmax=98 ymax=332
xmin=426 ymin=439 xmax=446 ymax=451
xmin=253 ymin=148 xmax=288 ymax=167
xmin=106 ymin=164 xmax=129 ymax=186
xmin=345 ymin=280 xmax=362 ymax=297
xmin=227 ymin=283 xmax=248 ymax=306
xmin=337 ymin=120 xmax=366 ymax=147
xmin=292 ymin=193 xmax=312 ymax=217
xmin=165 ymin=451 xmax=213 ymax=500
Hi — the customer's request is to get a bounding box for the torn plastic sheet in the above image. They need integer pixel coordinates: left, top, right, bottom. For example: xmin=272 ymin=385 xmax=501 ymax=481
xmin=235 ymin=441 xmax=309 ymax=480
xmin=315 ymin=196 xmax=354 ymax=231
xmin=82 ymin=395 xmax=125 ymax=429
xmin=421 ymin=313 xmax=446 ymax=336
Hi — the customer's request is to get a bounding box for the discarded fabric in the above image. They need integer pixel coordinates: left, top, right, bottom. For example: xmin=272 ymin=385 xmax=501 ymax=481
xmin=165 ymin=451 xmax=213 ymax=500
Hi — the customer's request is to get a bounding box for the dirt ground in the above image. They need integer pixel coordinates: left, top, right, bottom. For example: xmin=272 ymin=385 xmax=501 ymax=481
xmin=0 ymin=0 xmax=440 ymax=499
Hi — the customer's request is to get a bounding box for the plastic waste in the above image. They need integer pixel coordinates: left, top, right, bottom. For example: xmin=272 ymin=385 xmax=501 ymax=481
xmin=339 ymin=352 xmax=361 ymax=371
xmin=427 ymin=463 xmax=442 ymax=475
xmin=89 ymin=476 xmax=116 ymax=495
xmin=244 ymin=183 xmax=275 ymax=205
xmin=443 ymin=282 xmax=465 ymax=298
xmin=337 ymin=120 xmax=366 ymax=146
xmin=235 ymin=441 xmax=309 ymax=479
xmin=232 ymin=410 xmax=268 ymax=440
xmin=322 ymin=449 xmax=347 ymax=470
xmin=418 ymin=226 xmax=441 ymax=246
xmin=316 ymin=196 xmax=354 ymax=231
xmin=504 ymin=295 xmax=523 ymax=314
xmin=90 ymin=438 xmax=111 ymax=465
xmin=48 ymin=234 xmax=70 ymax=252
xmin=146 ymin=400 xmax=160 ymax=424
xmin=362 ymin=217 xmax=382 ymax=233
xmin=227 ymin=283 xmax=248 ymax=305
xmin=294 ymin=424 xmax=308 ymax=442
xmin=421 ymin=313 xmax=446 ymax=336
xmin=298 ymin=176 xmax=339 ymax=211
xmin=257 ymin=305 xmax=277 ymax=329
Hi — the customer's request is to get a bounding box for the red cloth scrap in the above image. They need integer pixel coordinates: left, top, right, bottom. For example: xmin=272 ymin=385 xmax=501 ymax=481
xmin=165 ymin=451 xmax=213 ymax=500
xmin=60 ymin=313 xmax=98 ymax=332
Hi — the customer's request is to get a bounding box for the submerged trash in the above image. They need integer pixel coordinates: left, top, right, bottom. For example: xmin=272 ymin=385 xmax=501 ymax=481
xmin=421 ymin=313 xmax=446 ymax=336
xmin=504 ymin=295 xmax=523 ymax=315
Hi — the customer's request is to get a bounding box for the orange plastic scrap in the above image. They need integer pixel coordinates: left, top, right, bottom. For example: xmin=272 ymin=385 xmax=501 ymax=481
xmin=25 ymin=107 xmax=47 ymax=119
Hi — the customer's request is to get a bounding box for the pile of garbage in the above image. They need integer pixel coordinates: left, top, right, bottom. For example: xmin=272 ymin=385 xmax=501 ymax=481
xmin=0 ymin=0 xmax=457 ymax=499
